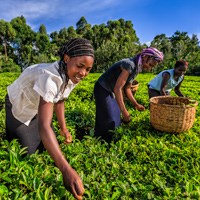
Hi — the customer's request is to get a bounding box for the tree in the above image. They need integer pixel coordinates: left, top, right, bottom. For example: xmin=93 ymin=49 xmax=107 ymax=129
xmin=0 ymin=20 xmax=16 ymax=61
xmin=151 ymin=34 xmax=173 ymax=72
xmin=10 ymin=16 xmax=36 ymax=70
xmin=170 ymin=31 xmax=191 ymax=60
xmin=76 ymin=16 xmax=88 ymax=35
xmin=67 ymin=26 xmax=78 ymax=39
xmin=39 ymin=24 xmax=47 ymax=34
xmin=33 ymin=24 xmax=51 ymax=63
xmin=35 ymin=24 xmax=50 ymax=54
xmin=1 ymin=15 xmax=199 ymax=74
xmin=92 ymin=19 xmax=140 ymax=72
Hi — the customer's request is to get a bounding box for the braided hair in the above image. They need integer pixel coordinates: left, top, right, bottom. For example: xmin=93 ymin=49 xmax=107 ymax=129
xmin=58 ymin=38 xmax=94 ymax=86
xmin=58 ymin=38 xmax=94 ymax=59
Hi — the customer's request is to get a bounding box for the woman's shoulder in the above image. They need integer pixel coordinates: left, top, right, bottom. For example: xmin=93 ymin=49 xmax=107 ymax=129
xmin=119 ymin=57 xmax=136 ymax=68
xmin=160 ymin=68 xmax=173 ymax=75
xmin=120 ymin=57 xmax=134 ymax=63
xmin=28 ymin=61 xmax=62 ymax=84
xmin=37 ymin=61 xmax=59 ymax=71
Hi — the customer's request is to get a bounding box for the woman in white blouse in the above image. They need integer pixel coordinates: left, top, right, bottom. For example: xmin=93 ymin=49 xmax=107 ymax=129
xmin=5 ymin=38 xmax=94 ymax=200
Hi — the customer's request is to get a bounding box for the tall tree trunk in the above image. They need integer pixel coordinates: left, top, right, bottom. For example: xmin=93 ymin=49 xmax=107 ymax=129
xmin=3 ymin=39 xmax=8 ymax=61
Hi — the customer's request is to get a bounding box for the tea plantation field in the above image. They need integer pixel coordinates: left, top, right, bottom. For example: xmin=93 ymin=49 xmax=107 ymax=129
xmin=0 ymin=72 xmax=199 ymax=200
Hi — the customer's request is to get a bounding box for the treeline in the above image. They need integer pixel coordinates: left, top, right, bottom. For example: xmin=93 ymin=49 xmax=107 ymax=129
xmin=0 ymin=15 xmax=200 ymax=74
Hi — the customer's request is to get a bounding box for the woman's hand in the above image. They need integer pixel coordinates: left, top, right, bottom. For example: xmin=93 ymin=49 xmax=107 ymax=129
xmin=122 ymin=110 xmax=131 ymax=124
xmin=60 ymin=129 xmax=73 ymax=144
xmin=62 ymin=166 xmax=85 ymax=200
xmin=134 ymin=104 xmax=145 ymax=111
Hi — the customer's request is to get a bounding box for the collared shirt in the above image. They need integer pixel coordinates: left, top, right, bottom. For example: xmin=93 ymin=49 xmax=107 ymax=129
xmin=97 ymin=55 xmax=141 ymax=93
xmin=148 ymin=69 xmax=184 ymax=92
xmin=7 ymin=61 xmax=77 ymax=126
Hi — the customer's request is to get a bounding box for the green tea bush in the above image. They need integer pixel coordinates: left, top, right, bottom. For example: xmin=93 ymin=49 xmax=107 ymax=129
xmin=0 ymin=73 xmax=199 ymax=199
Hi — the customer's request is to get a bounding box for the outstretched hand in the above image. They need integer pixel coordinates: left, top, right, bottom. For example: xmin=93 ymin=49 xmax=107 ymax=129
xmin=62 ymin=166 xmax=85 ymax=200
xmin=122 ymin=111 xmax=131 ymax=124
xmin=60 ymin=129 xmax=73 ymax=144
xmin=134 ymin=104 xmax=145 ymax=111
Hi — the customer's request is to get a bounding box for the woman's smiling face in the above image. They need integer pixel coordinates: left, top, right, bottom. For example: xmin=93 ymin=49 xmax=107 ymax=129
xmin=174 ymin=64 xmax=187 ymax=77
xmin=64 ymin=55 xmax=94 ymax=84
xmin=142 ymin=56 xmax=160 ymax=72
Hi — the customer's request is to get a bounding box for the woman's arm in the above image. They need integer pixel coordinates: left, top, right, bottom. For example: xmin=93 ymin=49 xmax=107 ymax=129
xmin=114 ymin=69 xmax=131 ymax=122
xmin=124 ymin=83 xmax=145 ymax=111
xmin=38 ymin=97 xmax=84 ymax=200
xmin=54 ymin=100 xmax=72 ymax=143
xmin=160 ymin=72 xmax=170 ymax=95
xmin=174 ymin=79 xmax=184 ymax=96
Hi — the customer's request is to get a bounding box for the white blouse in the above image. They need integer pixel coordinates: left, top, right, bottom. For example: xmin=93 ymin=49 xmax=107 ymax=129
xmin=7 ymin=61 xmax=77 ymax=126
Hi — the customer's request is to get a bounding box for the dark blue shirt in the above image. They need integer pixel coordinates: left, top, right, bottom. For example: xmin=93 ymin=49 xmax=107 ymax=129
xmin=98 ymin=55 xmax=141 ymax=93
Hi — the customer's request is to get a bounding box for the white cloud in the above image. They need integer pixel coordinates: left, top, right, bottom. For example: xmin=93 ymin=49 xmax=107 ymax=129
xmin=0 ymin=0 xmax=58 ymax=20
xmin=0 ymin=0 xmax=124 ymax=33
xmin=0 ymin=0 xmax=119 ymax=21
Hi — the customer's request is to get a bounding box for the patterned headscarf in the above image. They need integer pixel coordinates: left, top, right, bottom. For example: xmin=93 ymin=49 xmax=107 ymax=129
xmin=141 ymin=47 xmax=164 ymax=61
xmin=58 ymin=38 xmax=94 ymax=87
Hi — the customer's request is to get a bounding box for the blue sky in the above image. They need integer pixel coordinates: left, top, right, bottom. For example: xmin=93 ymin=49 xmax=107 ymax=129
xmin=0 ymin=0 xmax=200 ymax=44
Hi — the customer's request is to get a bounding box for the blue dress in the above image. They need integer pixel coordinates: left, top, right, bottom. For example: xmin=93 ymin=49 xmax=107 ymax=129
xmin=94 ymin=55 xmax=141 ymax=142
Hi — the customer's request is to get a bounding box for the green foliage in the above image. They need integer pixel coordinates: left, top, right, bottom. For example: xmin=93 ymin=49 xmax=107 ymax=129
xmin=0 ymin=73 xmax=199 ymax=199
xmin=7 ymin=16 xmax=35 ymax=70
xmin=1 ymin=16 xmax=199 ymax=74
xmin=0 ymin=19 xmax=16 ymax=62
xmin=0 ymin=57 xmax=20 ymax=72
xmin=151 ymin=32 xmax=200 ymax=74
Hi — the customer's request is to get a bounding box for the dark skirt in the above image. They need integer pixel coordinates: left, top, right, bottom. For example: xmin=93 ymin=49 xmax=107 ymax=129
xmin=5 ymin=94 xmax=44 ymax=154
xmin=94 ymin=82 xmax=121 ymax=142
xmin=148 ymin=87 xmax=170 ymax=99
xmin=148 ymin=88 xmax=161 ymax=99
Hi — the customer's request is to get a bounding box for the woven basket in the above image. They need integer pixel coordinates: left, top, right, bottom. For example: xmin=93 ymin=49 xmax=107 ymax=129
xmin=130 ymin=80 xmax=139 ymax=95
xmin=150 ymin=96 xmax=198 ymax=133
xmin=124 ymin=80 xmax=139 ymax=98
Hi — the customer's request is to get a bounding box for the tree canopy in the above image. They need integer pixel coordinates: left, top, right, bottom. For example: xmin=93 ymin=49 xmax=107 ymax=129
xmin=0 ymin=15 xmax=200 ymax=74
